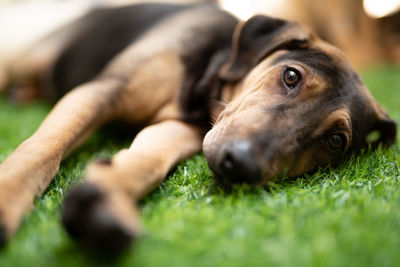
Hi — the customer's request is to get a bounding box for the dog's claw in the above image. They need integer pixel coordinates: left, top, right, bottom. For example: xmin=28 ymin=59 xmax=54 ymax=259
xmin=61 ymin=183 xmax=139 ymax=255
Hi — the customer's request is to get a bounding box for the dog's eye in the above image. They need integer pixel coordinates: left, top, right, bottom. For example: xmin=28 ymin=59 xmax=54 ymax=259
xmin=326 ymin=133 xmax=347 ymax=153
xmin=283 ymin=68 xmax=301 ymax=89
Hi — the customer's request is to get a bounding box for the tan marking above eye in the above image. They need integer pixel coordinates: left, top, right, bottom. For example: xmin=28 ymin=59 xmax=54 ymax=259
xmin=278 ymin=62 xmax=328 ymax=98
xmin=312 ymin=108 xmax=352 ymax=150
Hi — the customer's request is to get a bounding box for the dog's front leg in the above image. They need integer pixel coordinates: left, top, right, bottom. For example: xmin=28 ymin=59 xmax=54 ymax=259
xmin=0 ymin=78 xmax=122 ymax=241
xmin=62 ymin=120 xmax=204 ymax=254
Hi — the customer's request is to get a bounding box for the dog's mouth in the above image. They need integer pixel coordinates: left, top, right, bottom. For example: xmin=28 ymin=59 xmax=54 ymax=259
xmin=207 ymin=159 xmax=283 ymax=188
xmin=209 ymin=161 xmax=263 ymax=186
xmin=210 ymin=170 xmax=264 ymax=188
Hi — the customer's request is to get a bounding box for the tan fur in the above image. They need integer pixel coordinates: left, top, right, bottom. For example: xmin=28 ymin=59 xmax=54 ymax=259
xmin=0 ymin=79 xmax=120 ymax=235
xmin=285 ymin=148 xmax=312 ymax=178
xmin=209 ymin=51 xmax=335 ymax=140
xmin=84 ymin=120 xmax=204 ymax=235
xmin=119 ymin=52 xmax=184 ymax=123
xmin=312 ymin=108 xmax=352 ymax=147
xmin=87 ymin=120 xmax=204 ymax=199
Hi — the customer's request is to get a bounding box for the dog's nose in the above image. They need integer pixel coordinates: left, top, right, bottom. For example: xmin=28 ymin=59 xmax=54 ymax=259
xmin=218 ymin=140 xmax=261 ymax=184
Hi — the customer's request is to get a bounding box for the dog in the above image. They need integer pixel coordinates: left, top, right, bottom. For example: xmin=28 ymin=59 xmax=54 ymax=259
xmin=0 ymin=2 xmax=397 ymax=254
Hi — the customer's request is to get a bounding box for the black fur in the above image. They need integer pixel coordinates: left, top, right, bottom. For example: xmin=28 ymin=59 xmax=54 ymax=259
xmin=49 ymin=3 xmax=192 ymax=97
xmin=179 ymin=11 xmax=238 ymax=122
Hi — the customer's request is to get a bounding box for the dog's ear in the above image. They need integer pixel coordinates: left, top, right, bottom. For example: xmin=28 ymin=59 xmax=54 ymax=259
xmin=366 ymin=104 xmax=397 ymax=148
xmin=372 ymin=118 xmax=397 ymax=147
xmin=220 ymin=15 xmax=313 ymax=82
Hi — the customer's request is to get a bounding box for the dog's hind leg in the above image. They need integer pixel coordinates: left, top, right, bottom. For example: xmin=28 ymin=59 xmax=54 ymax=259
xmin=0 ymin=78 xmax=123 ymax=242
xmin=61 ymin=120 xmax=204 ymax=254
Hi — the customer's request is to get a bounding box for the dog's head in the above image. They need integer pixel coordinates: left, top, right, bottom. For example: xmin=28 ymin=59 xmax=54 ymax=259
xmin=203 ymin=15 xmax=397 ymax=186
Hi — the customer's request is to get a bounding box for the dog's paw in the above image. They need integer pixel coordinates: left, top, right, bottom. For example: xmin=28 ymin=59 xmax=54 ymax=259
xmin=61 ymin=183 xmax=140 ymax=255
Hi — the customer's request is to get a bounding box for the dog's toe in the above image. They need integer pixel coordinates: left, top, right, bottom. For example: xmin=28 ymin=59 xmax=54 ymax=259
xmin=61 ymin=183 xmax=139 ymax=255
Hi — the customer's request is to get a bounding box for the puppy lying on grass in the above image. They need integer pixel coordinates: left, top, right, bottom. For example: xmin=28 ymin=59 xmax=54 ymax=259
xmin=0 ymin=2 xmax=396 ymax=254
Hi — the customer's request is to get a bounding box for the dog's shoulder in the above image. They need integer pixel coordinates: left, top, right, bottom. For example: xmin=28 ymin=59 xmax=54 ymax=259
xmin=49 ymin=3 xmax=192 ymax=96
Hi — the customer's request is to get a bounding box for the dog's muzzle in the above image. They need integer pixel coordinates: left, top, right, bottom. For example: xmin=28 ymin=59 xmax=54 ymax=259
xmin=205 ymin=139 xmax=262 ymax=185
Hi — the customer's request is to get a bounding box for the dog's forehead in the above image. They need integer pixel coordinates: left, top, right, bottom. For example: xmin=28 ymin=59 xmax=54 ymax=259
xmin=272 ymin=49 xmax=345 ymax=84
xmin=268 ymin=42 xmax=369 ymax=107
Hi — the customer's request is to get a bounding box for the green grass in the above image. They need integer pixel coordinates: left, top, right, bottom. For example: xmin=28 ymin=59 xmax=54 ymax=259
xmin=0 ymin=65 xmax=399 ymax=267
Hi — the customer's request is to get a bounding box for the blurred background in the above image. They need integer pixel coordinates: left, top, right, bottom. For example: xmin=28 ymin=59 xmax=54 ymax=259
xmin=0 ymin=0 xmax=399 ymax=77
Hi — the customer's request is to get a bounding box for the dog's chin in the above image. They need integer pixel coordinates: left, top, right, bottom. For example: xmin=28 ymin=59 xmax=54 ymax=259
xmin=210 ymin=171 xmax=248 ymax=189
xmin=210 ymin=171 xmax=231 ymax=188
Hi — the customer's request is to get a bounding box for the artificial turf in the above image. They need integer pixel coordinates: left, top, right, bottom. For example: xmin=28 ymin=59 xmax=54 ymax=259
xmin=0 ymin=65 xmax=399 ymax=267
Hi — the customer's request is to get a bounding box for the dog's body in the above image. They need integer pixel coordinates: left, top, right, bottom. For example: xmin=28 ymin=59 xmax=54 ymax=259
xmin=0 ymin=3 xmax=397 ymax=253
